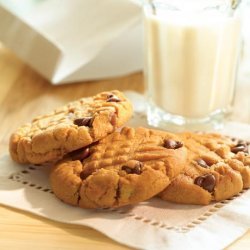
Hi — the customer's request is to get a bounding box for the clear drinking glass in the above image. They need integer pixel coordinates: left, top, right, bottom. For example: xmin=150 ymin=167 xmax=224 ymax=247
xmin=144 ymin=0 xmax=242 ymax=131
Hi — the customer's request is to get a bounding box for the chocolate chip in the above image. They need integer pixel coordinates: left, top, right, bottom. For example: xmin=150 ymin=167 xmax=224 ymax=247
xmin=121 ymin=161 xmax=143 ymax=175
xmin=231 ymin=143 xmax=249 ymax=154
xmin=196 ymin=159 xmax=209 ymax=168
xmin=194 ymin=174 xmax=216 ymax=193
xmin=74 ymin=117 xmax=93 ymax=127
xmin=133 ymin=162 xmax=143 ymax=174
xmin=122 ymin=166 xmax=132 ymax=174
xmin=70 ymin=147 xmax=90 ymax=161
xmin=107 ymin=94 xmax=121 ymax=102
xmin=163 ymin=139 xmax=183 ymax=149
xmin=79 ymin=168 xmax=93 ymax=180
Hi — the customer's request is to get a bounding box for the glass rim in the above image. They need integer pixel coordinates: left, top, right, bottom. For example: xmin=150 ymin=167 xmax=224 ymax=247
xmin=143 ymin=0 xmax=241 ymax=12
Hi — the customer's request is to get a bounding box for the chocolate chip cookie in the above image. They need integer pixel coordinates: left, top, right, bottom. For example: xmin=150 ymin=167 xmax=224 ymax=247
xmin=9 ymin=90 xmax=133 ymax=164
xmin=159 ymin=132 xmax=250 ymax=205
xmin=50 ymin=127 xmax=187 ymax=208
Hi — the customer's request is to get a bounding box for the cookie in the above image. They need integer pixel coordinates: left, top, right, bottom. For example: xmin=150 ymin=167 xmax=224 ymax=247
xmin=159 ymin=132 xmax=250 ymax=205
xmin=50 ymin=127 xmax=187 ymax=208
xmin=9 ymin=90 xmax=133 ymax=165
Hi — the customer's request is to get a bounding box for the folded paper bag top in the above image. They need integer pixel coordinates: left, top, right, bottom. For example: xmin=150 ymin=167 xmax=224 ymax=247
xmin=0 ymin=0 xmax=143 ymax=84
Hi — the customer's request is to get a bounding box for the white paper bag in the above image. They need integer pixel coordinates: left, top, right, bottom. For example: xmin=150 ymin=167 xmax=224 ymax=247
xmin=0 ymin=0 xmax=143 ymax=84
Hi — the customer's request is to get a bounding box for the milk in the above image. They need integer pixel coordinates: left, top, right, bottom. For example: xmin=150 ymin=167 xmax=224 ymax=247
xmin=144 ymin=9 xmax=241 ymax=119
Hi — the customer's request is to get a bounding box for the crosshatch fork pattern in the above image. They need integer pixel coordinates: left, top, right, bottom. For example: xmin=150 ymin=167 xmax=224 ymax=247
xmin=8 ymin=164 xmax=249 ymax=234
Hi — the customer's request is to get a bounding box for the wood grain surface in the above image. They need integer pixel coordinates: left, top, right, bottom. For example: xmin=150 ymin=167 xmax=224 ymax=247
xmin=0 ymin=43 xmax=249 ymax=249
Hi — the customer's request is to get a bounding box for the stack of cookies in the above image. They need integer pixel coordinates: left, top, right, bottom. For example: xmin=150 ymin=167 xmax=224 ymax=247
xmin=9 ymin=91 xmax=250 ymax=209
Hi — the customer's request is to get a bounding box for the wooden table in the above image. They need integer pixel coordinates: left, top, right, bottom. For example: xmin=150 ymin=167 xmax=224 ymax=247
xmin=0 ymin=44 xmax=250 ymax=249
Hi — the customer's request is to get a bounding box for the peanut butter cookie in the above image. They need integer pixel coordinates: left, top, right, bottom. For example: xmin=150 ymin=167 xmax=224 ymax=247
xmin=159 ymin=132 xmax=250 ymax=205
xmin=50 ymin=127 xmax=187 ymax=208
xmin=9 ymin=90 xmax=133 ymax=164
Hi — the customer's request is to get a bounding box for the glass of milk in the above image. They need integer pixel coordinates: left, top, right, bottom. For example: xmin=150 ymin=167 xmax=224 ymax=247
xmin=144 ymin=0 xmax=242 ymax=131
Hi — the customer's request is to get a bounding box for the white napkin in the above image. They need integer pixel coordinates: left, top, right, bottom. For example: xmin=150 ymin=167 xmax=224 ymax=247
xmin=1 ymin=92 xmax=250 ymax=250
xmin=0 ymin=0 xmax=142 ymax=84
